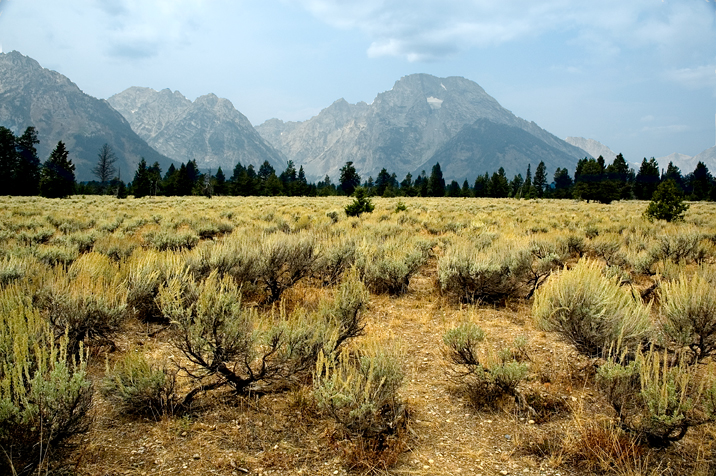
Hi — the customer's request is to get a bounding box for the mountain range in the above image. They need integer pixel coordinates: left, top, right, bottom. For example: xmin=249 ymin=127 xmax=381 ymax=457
xmin=256 ymin=74 xmax=587 ymax=181
xmin=0 ymin=51 xmax=175 ymax=182
xmin=2 ymin=50 xmax=714 ymax=185
xmin=107 ymin=87 xmax=286 ymax=173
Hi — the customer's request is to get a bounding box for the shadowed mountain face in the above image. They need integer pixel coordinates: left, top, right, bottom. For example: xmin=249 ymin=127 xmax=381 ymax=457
xmin=421 ymin=119 xmax=584 ymax=181
xmin=257 ymin=73 xmax=588 ymax=182
xmin=109 ymin=87 xmax=286 ymax=173
xmin=0 ymin=51 xmax=176 ymax=182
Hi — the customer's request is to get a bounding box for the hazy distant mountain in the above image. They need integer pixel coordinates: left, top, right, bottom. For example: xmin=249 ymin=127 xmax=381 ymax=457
xmin=0 ymin=51 xmax=176 ymax=182
xmin=691 ymin=146 xmax=716 ymax=173
xmin=109 ymin=87 xmax=286 ymax=172
xmin=654 ymin=152 xmax=694 ymax=174
xmin=564 ymin=137 xmax=614 ymax=161
xmin=258 ymin=74 xmax=587 ymax=182
xmin=421 ymin=119 xmax=582 ymax=180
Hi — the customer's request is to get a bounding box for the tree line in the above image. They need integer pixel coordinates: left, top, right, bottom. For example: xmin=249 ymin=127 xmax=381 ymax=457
xmin=2 ymin=126 xmax=715 ymax=202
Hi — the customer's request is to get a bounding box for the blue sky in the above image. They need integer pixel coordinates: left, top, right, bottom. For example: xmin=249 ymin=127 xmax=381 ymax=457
xmin=1 ymin=0 xmax=715 ymax=161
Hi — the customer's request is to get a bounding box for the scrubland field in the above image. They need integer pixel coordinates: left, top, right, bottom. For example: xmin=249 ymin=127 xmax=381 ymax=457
xmin=2 ymin=195 xmax=716 ymax=476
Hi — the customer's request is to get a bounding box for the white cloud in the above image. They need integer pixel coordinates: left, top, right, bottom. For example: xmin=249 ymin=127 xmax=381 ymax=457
xmin=288 ymin=0 xmax=716 ymax=63
xmin=91 ymin=0 xmax=207 ymax=59
xmin=664 ymin=64 xmax=716 ymax=90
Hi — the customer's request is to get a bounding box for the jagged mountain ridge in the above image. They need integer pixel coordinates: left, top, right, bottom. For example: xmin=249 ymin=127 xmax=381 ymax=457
xmin=257 ymin=73 xmax=588 ymax=182
xmin=108 ymin=87 xmax=286 ymax=173
xmin=0 ymin=51 xmax=176 ymax=182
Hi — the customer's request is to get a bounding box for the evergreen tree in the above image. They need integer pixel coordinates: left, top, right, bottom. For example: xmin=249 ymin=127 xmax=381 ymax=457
xmin=687 ymin=161 xmax=713 ymax=201
xmin=163 ymin=164 xmax=178 ymax=195
xmin=214 ymin=167 xmax=227 ymax=195
xmin=643 ymin=179 xmax=689 ymax=222
xmin=633 ymin=157 xmax=660 ymax=200
xmin=400 ymin=173 xmax=415 ymax=196
xmin=446 ymin=180 xmax=461 ymax=197
xmin=15 ymin=126 xmax=41 ymax=196
xmin=461 ymin=179 xmax=472 ymax=197
xmin=489 ymin=167 xmax=510 ymax=198
xmin=40 ymin=141 xmax=75 ymax=198
xmin=573 ymin=157 xmax=618 ymax=203
xmin=296 ymin=166 xmax=309 ymax=196
xmin=552 ymin=168 xmax=573 ymax=199
xmin=662 ymin=162 xmax=684 ymax=192
xmin=132 ymin=158 xmax=152 ymax=198
xmin=175 ymin=163 xmax=193 ymax=195
xmin=344 ymin=187 xmax=374 ymax=216
xmin=533 ymin=161 xmax=547 ymax=198
xmin=316 ymin=174 xmax=336 ymax=196
xmin=339 ymin=161 xmax=361 ymax=196
xmin=606 ymin=153 xmax=634 ymax=199
xmin=427 ymin=162 xmax=446 ymax=197
xmin=523 ymin=164 xmax=533 ymax=198
xmin=510 ymin=174 xmax=524 ymax=198
xmin=148 ymin=162 xmax=162 ymax=196
xmin=0 ymin=127 xmax=18 ymax=195
xmin=375 ymin=168 xmax=392 ymax=196
xmin=473 ymin=172 xmax=489 ymax=197
xmin=279 ymin=160 xmax=297 ymax=195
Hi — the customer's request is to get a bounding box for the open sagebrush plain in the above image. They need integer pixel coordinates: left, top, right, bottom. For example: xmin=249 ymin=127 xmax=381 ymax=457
xmin=2 ymin=195 xmax=716 ymax=476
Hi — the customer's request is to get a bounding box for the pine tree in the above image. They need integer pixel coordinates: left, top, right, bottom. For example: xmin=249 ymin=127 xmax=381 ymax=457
xmin=633 ymin=158 xmax=661 ymax=200
xmin=40 ymin=141 xmax=75 ymax=198
xmin=0 ymin=127 xmax=18 ymax=195
xmin=214 ymin=167 xmax=227 ymax=195
xmin=132 ymin=158 xmax=152 ymax=198
xmin=687 ymin=161 xmax=712 ymax=201
xmin=533 ymin=161 xmax=547 ymax=198
xmin=643 ymin=179 xmax=689 ymax=222
xmin=15 ymin=126 xmax=41 ymax=196
xmin=427 ymin=162 xmax=446 ymax=197
xmin=339 ymin=161 xmax=361 ymax=196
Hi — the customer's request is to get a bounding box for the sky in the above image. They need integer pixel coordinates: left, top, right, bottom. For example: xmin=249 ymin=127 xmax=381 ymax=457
xmin=1 ymin=0 xmax=715 ymax=162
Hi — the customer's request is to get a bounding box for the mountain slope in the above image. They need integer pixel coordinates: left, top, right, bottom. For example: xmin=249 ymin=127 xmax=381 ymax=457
xmin=564 ymin=137 xmax=612 ymax=161
xmin=257 ymin=73 xmax=587 ymax=181
xmin=0 ymin=51 xmax=176 ymax=182
xmin=690 ymin=146 xmax=716 ymax=173
xmin=421 ymin=119 xmax=582 ymax=181
xmin=109 ymin=88 xmax=286 ymax=172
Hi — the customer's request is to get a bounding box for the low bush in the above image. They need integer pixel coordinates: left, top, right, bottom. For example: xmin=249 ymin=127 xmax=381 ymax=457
xmin=257 ymin=233 xmax=317 ymax=302
xmin=102 ymin=351 xmax=178 ymax=416
xmin=35 ymin=265 xmax=127 ymax=354
xmin=660 ymin=267 xmax=716 ymax=361
xmin=597 ymin=347 xmax=712 ymax=447
xmin=438 ymin=240 xmax=532 ymax=303
xmin=314 ymin=238 xmax=357 ymax=286
xmin=0 ymin=288 xmax=92 ymax=476
xmin=358 ymin=238 xmax=430 ymax=295
xmin=313 ymin=340 xmax=406 ymax=447
xmin=442 ymin=323 xmax=529 ymax=410
xmin=158 ymin=269 xmax=369 ymax=405
xmin=533 ymin=259 xmax=652 ymax=357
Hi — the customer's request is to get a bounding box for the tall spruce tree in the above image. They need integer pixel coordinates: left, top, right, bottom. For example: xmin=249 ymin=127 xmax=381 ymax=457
xmin=132 ymin=158 xmax=152 ymax=198
xmin=533 ymin=161 xmax=547 ymax=198
xmin=427 ymin=162 xmax=446 ymax=197
xmin=15 ymin=127 xmax=41 ymax=196
xmin=40 ymin=141 xmax=75 ymax=198
xmin=633 ymin=158 xmax=661 ymax=200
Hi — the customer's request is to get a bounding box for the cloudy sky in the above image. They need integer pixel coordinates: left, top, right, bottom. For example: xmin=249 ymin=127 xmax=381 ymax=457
xmin=1 ymin=0 xmax=715 ymax=161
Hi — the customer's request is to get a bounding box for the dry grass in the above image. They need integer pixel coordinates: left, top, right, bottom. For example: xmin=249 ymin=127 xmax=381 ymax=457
xmin=1 ymin=196 xmax=716 ymax=475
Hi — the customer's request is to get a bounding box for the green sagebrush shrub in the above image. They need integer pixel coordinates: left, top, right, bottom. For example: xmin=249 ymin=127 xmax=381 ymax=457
xmin=533 ymin=259 xmax=652 ymax=357
xmin=314 ymin=237 xmax=357 ymax=286
xmin=157 ymin=268 xmax=368 ymax=405
xmin=313 ymin=341 xmax=405 ymax=440
xmin=102 ymin=351 xmax=178 ymax=417
xmin=660 ymin=266 xmax=716 ymax=361
xmin=442 ymin=322 xmax=529 ymax=409
xmin=34 ymin=254 xmax=127 ymax=354
xmin=358 ymin=237 xmax=431 ymax=295
xmin=0 ymin=288 xmax=92 ymax=476
xmin=186 ymin=232 xmax=317 ymax=303
xmin=597 ymin=347 xmax=714 ymax=447
xmin=438 ymin=240 xmax=532 ymax=303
